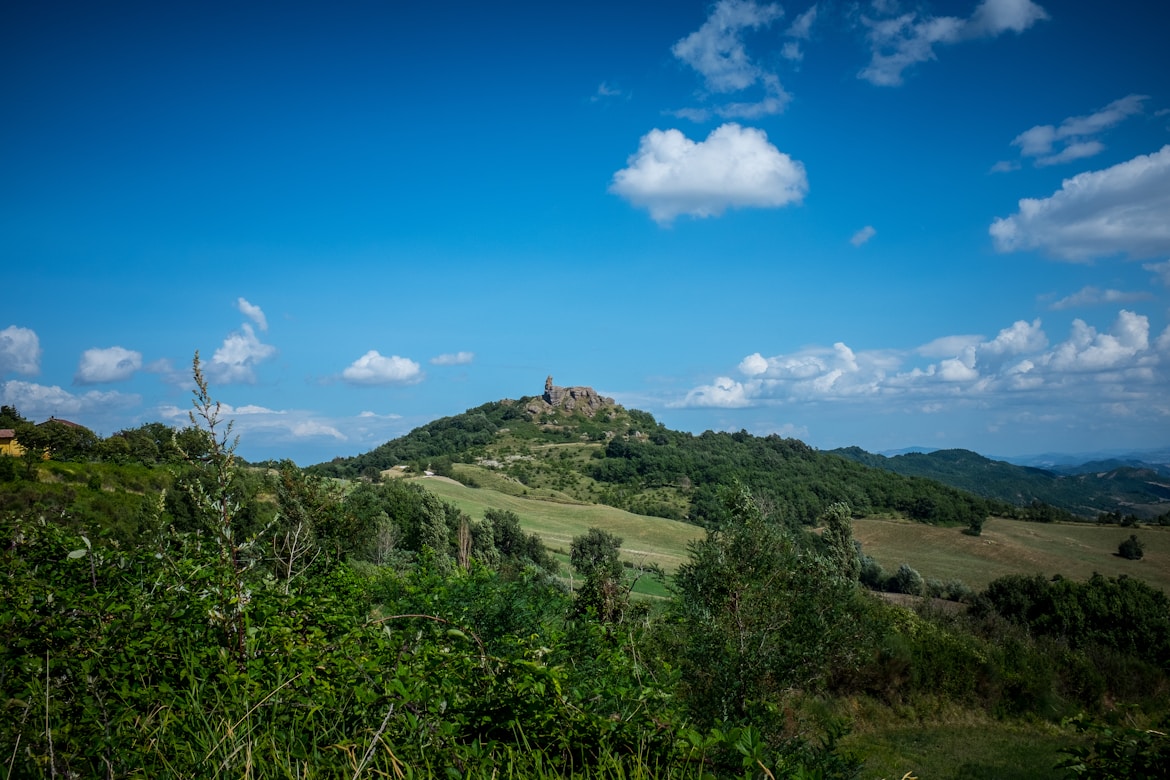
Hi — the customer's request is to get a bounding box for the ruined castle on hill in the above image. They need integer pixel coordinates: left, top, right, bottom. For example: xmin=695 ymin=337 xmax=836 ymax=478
xmin=524 ymin=376 xmax=615 ymax=418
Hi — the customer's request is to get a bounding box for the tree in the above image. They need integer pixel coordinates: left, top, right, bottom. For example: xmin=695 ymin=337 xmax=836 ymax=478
xmin=670 ymin=484 xmax=870 ymax=726
xmin=1119 ymin=534 xmax=1145 ymax=560
xmin=819 ymin=501 xmax=860 ymax=581
xmin=570 ymin=527 xmax=625 ymax=622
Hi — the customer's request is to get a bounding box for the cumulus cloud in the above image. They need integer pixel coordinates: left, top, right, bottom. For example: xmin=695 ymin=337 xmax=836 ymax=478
xmin=0 ymin=325 xmax=41 ymax=376
xmin=1047 ymin=310 xmax=1148 ymax=372
xmin=209 ymin=324 xmax=277 ymax=384
xmin=75 ymin=346 xmax=142 ymax=384
xmin=677 ymin=376 xmax=756 ymax=408
xmin=990 ymin=146 xmax=1170 ymax=261
xmin=342 ymin=351 xmax=423 ymax=386
xmin=671 ymin=0 xmax=791 ymax=120
xmin=850 ymin=225 xmax=876 ymax=246
xmin=610 ymin=123 xmax=808 ymax=224
xmin=675 ymin=310 xmax=1167 ymax=418
xmin=237 ymin=297 xmax=268 ymax=331
xmin=430 ymin=351 xmax=475 ymax=366
xmin=2 ymin=380 xmax=140 ymax=421
xmin=159 ymin=401 xmax=345 ymax=442
xmin=1008 ymin=95 xmax=1147 ymax=167
xmin=1048 ymin=286 xmax=1152 ymax=311
xmin=859 ymin=0 xmax=1047 ymax=86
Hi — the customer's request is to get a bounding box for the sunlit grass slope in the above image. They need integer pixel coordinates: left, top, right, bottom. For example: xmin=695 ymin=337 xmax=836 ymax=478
xmin=407 ymin=475 xmax=704 ymax=573
xmin=415 ymin=474 xmax=1169 ymax=594
xmin=853 ymin=516 xmax=1170 ymax=592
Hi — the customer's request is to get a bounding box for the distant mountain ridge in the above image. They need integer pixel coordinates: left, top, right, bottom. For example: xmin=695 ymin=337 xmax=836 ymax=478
xmin=995 ymin=448 xmax=1170 ymax=474
xmin=830 ymin=446 xmax=1170 ymax=519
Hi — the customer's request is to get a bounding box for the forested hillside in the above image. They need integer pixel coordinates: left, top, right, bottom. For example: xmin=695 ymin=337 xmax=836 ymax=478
xmin=310 ymin=396 xmax=1001 ymax=528
xmin=832 ymin=446 xmax=1170 ymax=520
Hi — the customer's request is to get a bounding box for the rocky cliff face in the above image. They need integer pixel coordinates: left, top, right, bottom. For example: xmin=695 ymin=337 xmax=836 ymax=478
xmin=525 ymin=376 xmax=615 ymax=418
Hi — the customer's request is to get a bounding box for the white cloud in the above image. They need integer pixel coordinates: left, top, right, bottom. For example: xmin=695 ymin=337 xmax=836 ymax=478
xmin=787 ymin=4 xmax=818 ymax=38
xmin=673 ymin=0 xmax=783 ymax=92
xmin=209 ymin=323 xmax=277 ymax=384
xmin=859 ymin=0 xmax=1047 ymax=86
xmin=75 ymin=346 xmax=142 ymax=384
xmin=610 ymin=123 xmax=808 ymax=224
xmin=0 ymin=325 xmax=41 ymax=376
xmin=236 ymin=297 xmax=268 ymax=331
xmin=739 ymin=352 xmax=770 ymax=376
xmin=430 ymin=351 xmax=475 ymax=366
xmin=1046 ymin=310 xmax=1148 ymax=372
xmin=967 ymin=0 xmax=1050 ymax=36
xmin=144 ymin=358 xmax=190 ymax=387
xmin=1144 ymin=259 xmax=1170 ymax=287
xmin=981 ymin=318 xmax=1048 ymax=357
xmin=590 ymin=82 xmax=627 ymax=103
xmin=1009 ymin=95 xmax=1147 ymax=167
xmin=850 ymin=225 xmax=876 ymax=246
xmin=781 ymin=4 xmax=818 ymax=61
xmin=678 ymin=376 xmax=756 ymax=408
xmin=2 ymin=380 xmax=140 ymax=420
xmin=342 ymin=351 xmax=423 ymax=386
xmin=159 ymin=401 xmax=345 ymax=442
xmin=990 ymin=146 xmax=1170 ymax=261
xmin=671 ymin=0 xmax=791 ymax=120
xmin=917 ymin=334 xmax=984 ymax=359
xmin=676 ymin=309 xmax=1167 ymax=419
xmin=1034 ymin=141 xmax=1105 ymax=167
xmin=290 ymin=420 xmax=346 ymax=440
xmin=939 ymin=354 xmax=979 ymax=382
xmin=1048 ymin=286 xmax=1152 ymax=311
xmin=358 ymin=410 xmax=402 ymax=420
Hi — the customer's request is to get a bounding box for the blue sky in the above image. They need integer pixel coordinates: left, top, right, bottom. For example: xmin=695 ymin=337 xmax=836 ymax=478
xmin=2 ymin=0 xmax=1168 ymax=464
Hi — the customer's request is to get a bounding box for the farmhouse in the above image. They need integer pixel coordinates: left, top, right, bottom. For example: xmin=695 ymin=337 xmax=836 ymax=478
xmin=0 ymin=428 xmax=24 ymax=457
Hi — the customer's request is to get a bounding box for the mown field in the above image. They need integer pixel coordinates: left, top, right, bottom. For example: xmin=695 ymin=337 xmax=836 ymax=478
xmin=408 ymin=475 xmax=704 ymax=573
xmin=853 ymin=515 xmax=1170 ymax=592
xmin=411 ymin=474 xmax=1170 ymax=595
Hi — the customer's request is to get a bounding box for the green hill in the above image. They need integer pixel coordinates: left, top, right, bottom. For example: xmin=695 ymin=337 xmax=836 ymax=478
xmin=831 ymin=446 xmax=1170 ymax=519
xmin=310 ymin=379 xmax=999 ymax=529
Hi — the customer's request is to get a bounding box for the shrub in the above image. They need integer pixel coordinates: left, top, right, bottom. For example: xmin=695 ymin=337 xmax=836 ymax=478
xmin=891 ymin=563 xmax=925 ymax=596
xmin=1118 ymin=534 xmax=1144 ymax=560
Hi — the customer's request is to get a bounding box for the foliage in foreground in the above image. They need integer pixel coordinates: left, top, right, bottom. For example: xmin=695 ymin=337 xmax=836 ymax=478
xmin=2 ymin=365 xmax=1169 ymax=777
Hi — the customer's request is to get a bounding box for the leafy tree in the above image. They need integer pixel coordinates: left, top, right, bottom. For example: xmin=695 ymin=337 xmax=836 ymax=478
xmin=485 ymin=508 xmax=557 ymax=573
xmin=669 ymin=484 xmax=871 ymax=726
xmin=570 ymin=527 xmax=625 ymax=622
xmin=820 ymin=501 xmax=860 ymax=581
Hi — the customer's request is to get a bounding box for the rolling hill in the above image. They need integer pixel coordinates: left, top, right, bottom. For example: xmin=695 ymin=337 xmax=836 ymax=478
xmin=830 ymin=446 xmax=1170 ymax=519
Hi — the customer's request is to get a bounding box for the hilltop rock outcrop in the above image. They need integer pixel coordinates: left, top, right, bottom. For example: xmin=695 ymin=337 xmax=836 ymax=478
xmin=525 ymin=376 xmax=614 ymax=418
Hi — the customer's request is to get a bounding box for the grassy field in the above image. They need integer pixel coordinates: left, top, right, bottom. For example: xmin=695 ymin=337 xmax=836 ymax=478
xmin=853 ymin=515 xmax=1170 ymax=592
xmin=408 ymin=475 xmax=704 ymax=574
xmin=412 ymin=475 xmax=1169 ymax=594
xmin=839 ymin=703 xmax=1072 ymax=780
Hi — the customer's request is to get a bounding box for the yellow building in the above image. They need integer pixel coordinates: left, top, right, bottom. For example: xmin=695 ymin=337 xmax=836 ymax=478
xmin=0 ymin=428 xmax=25 ymax=457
